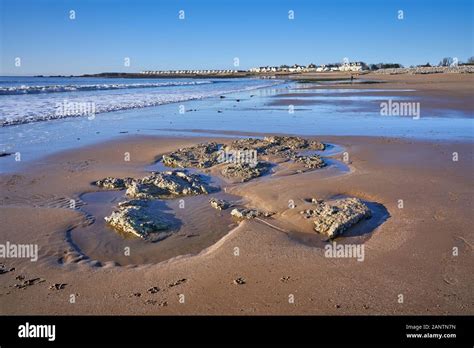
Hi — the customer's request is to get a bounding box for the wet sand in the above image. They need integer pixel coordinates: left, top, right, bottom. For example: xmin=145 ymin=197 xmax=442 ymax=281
xmin=273 ymin=72 xmax=474 ymax=115
xmin=0 ymin=134 xmax=472 ymax=314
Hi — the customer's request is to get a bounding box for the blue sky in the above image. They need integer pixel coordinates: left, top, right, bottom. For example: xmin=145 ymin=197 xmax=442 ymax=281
xmin=1 ymin=0 xmax=473 ymax=75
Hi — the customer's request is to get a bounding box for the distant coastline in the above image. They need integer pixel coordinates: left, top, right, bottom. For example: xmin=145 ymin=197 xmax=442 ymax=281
xmin=27 ymin=64 xmax=473 ymax=80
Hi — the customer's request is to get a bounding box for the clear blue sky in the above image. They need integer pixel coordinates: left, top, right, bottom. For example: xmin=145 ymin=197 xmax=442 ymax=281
xmin=1 ymin=0 xmax=472 ymax=75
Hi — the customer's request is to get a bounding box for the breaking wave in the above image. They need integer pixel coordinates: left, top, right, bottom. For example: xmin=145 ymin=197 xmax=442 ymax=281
xmin=0 ymin=79 xmax=283 ymax=126
xmin=0 ymin=80 xmax=214 ymax=95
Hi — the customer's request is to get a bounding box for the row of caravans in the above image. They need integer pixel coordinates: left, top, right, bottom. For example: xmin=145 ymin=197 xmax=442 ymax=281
xmin=250 ymin=62 xmax=365 ymax=73
xmin=141 ymin=70 xmax=238 ymax=75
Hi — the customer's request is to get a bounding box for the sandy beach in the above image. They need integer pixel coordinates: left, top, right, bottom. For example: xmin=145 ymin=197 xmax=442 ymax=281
xmin=1 ymin=98 xmax=472 ymax=315
xmin=274 ymin=72 xmax=474 ymax=115
xmin=0 ymin=72 xmax=472 ymax=317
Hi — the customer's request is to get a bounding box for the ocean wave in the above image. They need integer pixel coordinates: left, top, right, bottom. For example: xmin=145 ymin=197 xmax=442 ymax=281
xmin=0 ymin=80 xmax=214 ymax=95
xmin=0 ymin=81 xmax=284 ymax=126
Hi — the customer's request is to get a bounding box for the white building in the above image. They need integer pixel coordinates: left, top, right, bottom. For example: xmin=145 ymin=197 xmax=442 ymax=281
xmin=339 ymin=62 xmax=365 ymax=72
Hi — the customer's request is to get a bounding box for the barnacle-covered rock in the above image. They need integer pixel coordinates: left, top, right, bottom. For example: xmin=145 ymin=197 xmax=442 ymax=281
xmin=162 ymin=142 xmax=221 ymax=168
xmin=93 ymin=177 xmax=133 ymax=189
xmin=125 ymin=170 xmax=215 ymax=199
xmin=230 ymin=208 xmax=274 ymax=220
xmin=94 ymin=170 xmax=216 ymax=199
xmin=221 ymin=162 xmax=271 ymax=182
xmin=104 ymin=200 xmax=170 ymax=240
xmin=291 ymin=154 xmax=326 ymax=169
xmin=301 ymin=198 xmax=371 ymax=238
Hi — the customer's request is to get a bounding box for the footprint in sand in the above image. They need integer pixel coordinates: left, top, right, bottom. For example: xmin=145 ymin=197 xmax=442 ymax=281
xmin=233 ymin=277 xmax=246 ymax=285
xmin=168 ymin=279 xmax=186 ymax=288
xmin=49 ymin=283 xmax=67 ymax=290
xmin=433 ymin=211 xmax=446 ymax=221
xmin=147 ymin=287 xmax=160 ymax=294
xmin=14 ymin=278 xmax=45 ymax=289
xmin=0 ymin=263 xmax=15 ymax=275
xmin=442 ymin=261 xmax=459 ymax=285
xmin=144 ymin=299 xmax=168 ymax=307
xmin=448 ymin=192 xmax=458 ymax=201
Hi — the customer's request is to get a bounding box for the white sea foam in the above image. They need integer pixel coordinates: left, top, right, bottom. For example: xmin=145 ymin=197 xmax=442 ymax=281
xmin=0 ymin=78 xmax=282 ymax=126
xmin=0 ymin=80 xmax=213 ymax=95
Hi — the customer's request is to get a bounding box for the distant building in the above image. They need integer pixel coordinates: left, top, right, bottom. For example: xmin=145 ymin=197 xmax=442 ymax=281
xmin=247 ymin=61 xmax=367 ymax=74
xmin=140 ymin=69 xmax=238 ymax=75
xmin=339 ymin=62 xmax=366 ymax=72
xmin=289 ymin=64 xmax=306 ymax=72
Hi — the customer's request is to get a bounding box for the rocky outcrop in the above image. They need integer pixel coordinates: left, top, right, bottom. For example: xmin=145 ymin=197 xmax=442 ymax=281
xmin=105 ymin=200 xmax=170 ymax=240
xmin=93 ymin=177 xmax=133 ymax=189
xmin=209 ymin=198 xmax=230 ymax=210
xmin=125 ymin=170 xmax=215 ymax=199
xmin=221 ymin=161 xmax=271 ymax=182
xmin=160 ymin=137 xmax=326 ymax=182
xmin=99 ymin=170 xmax=217 ymax=238
xmin=162 ymin=142 xmax=221 ymax=168
xmin=231 ymin=207 xmax=274 ymax=220
xmin=96 ymin=137 xmax=331 ymax=239
xmin=94 ymin=170 xmax=216 ymax=199
xmin=301 ymin=198 xmax=371 ymax=238
xmin=292 ymin=155 xmax=326 ymax=169
xmin=264 ymin=135 xmax=325 ymax=152
xmin=226 ymin=138 xmax=270 ymax=154
xmin=228 ymin=136 xmax=325 ymax=157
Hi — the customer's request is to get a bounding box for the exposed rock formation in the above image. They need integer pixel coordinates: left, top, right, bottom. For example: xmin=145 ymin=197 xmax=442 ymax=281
xmin=125 ymin=171 xmax=215 ymax=199
xmin=264 ymin=135 xmax=325 ymax=152
xmin=292 ymin=154 xmax=326 ymax=169
xmin=93 ymin=177 xmax=133 ymax=189
xmin=209 ymin=198 xmax=230 ymax=210
xmin=301 ymin=198 xmax=371 ymax=238
xmin=226 ymin=138 xmax=269 ymax=154
xmin=161 ymin=136 xmax=326 ymax=182
xmin=95 ymin=137 xmax=332 ymax=239
xmin=162 ymin=142 xmax=220 ymax=168
xmin=94 ymin=170 xmax=216 ymax=199
xmin=221 ymin=162 xmax=271 ymax=182
xmin=228 ymin=136 xmax=325 ymax=157
xmin=104 ymin=200 xmax=170 ymax=240
xmin=231 ymin=207 xmax=274 ymax=220
xmin=98 ymin=170 xmax=217 ymax=238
